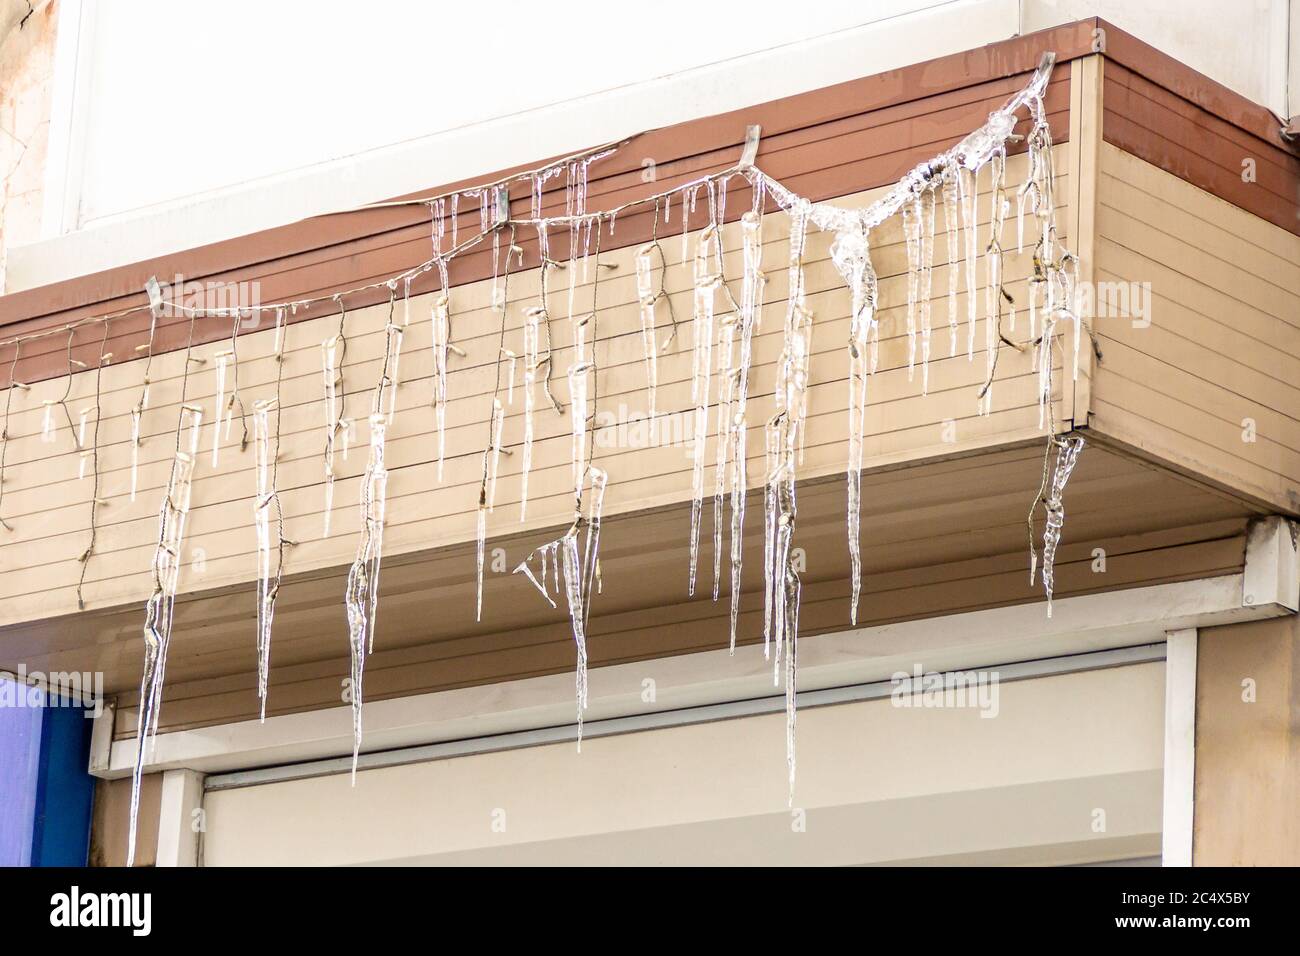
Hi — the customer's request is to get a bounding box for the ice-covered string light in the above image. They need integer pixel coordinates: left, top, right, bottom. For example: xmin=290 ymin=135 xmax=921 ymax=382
xmin=763 ymin=196 xmax=813 ymax=799
xmin=220 ymin=310 xmax=251 ymax=460
xmin=633 ymin=198 xmax=686 ymax=445
xmin=0 ymin=342 xmax=24 ymax=531
xmin=519 ymin=228 xmax=563 ymax=521
xmin=513 ymin=217 xmax=610 ymax=747
xmin=718 ymin=201 xmax=767 ymax=650
xmin=129 ymin=310 xmax=203 ymax=867
xmin=128 ymin=307 xmax=160 ymax=503
xmin=687 ymin=214 xmax=721 ymax=597
xmin=476 ymin=222 xmax=521 ymax=622
xmin=253 ymin=308 xmax=295 ymax=721
xmin=340 ymin=287 xmax=406 ymax=780
xmin=320 ymin=298 xmax=349 ymax=537
xmin=75 ymin=320 xmax=112 ymax=609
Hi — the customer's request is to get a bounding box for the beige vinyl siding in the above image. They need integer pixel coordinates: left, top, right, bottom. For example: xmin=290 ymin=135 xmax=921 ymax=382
xmin=0 ymin=151 xmax=1071 ymax=629
xmin=1089 ymin=142 xmax=1300 ymax=514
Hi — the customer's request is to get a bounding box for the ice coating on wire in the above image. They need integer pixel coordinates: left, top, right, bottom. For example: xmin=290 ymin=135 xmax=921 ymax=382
xmin=129 ymin=403 xmax=202 ymax=867
xmin=513 ymin=465 xmax=608 ymax=747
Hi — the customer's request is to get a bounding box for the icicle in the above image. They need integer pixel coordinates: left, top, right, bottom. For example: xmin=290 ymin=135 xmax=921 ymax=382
xmin=829 ymin=224 xmax=877 ymax=626
xmin=903 ymin=198 xmax=920 ymax=380
xmin=129 ymin=403 xmax=202 ymax=867
xmin=77 ymin=406 xmax=91 ymax=450
xmin=129 ymin=407 xmax=143 ymax=502
xmin=513 ymin=465 xmax=607 ymax=747
xmin=1062 ymin=253 xmax=1082 ymax=382
xmin=982 ymin=150 xmax=1009 ymax=417
xmin=713 ymin=311 xmax=737 ymax=603
xmin=206 ymin=351 xmax=227 ymax=468
xmin=487 ymin=397 xmax=504 ymax=513
xmin=431 ymin=292 xmax=451 ymax=481
xmin=687 ymin=224 xmax=720 ymax=596
xmin=760 ymin=199 xmax=813 ymax=801
xmin=475 ymin=485 xmax=487 ymax=623
xmin=680 ymin=186 xmax=698 ymax=264
xmin=501 ymin=348 xmax=517 ymax=406
xmin=1038 ymin=437 xmax=1085 ymax=617
xmin=252 ymin=398 xmax=279 ymax=720
xmin=943 ymin=172 xmax=961 ymax=357
xmin=634 ymin=245 xmax=659 ymax=438
xmin=959 ymin=165 xmax=979 ymax=361
xmin=568 ymin=360 xmax=591 ymax=498
xmin=40 ymin=400 xmax=54 ymax=442
xmin=270 ymin=308 xmax=284 ymax=359
xmin=474 ymin=390 xmax=506 ymax=622
xmin=343 ymin=412 xmax=389 ymax=779
xmin=383 ymin=323 xmax=404 ymax=424
xmin=919 ymin=188 xmax=936 ymax=395
xmin=719 ymin=207 xmax=766 ymax=650
xmin=521 ymin=306 xmax=544 ymax=520
xmin=321 ymin=337 xmax=340 ymax=537
xmin=763 ymin=413 xmax=802 ymax=802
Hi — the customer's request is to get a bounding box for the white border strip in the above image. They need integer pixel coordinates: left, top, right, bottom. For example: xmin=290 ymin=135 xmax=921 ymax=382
xmin=92 ymin=570 xmax=1292 ymax=781
xmin=1161 ymin=628 xmax=1198 ymax=866
xmin=205 ymin=643 xmax=1166 ymax=791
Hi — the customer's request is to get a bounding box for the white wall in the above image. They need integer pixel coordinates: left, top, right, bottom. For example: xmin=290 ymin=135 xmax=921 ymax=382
xmin=1024 ymin=0 xmax=1292 ymax=115
xmin=14 ymin=0 xmax=1025 ymax=289
xmin=201 ymin=664 xmax=1165 ymax=866
xmin=7 ymin=0 xmax=1295 ymax=292
xmin=71 ymin=0 xmax=971 ymax=227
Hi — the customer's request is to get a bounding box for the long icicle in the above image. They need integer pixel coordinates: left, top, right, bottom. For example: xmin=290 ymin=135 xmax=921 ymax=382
xmin=129 ymin=402 xmax=202 ymax=867
xmin=252 ymin=398 xmax=279 ymax=718
xmin=342 ymin=297 xmax=402 ymax=777
xmin=321 ymin=336 xmax=340 ymax=537
xmin=635 ymin=244 xmax=660 ymax=437
xmin=343 ymin=412 xmax=388 ymax=779
xmin=724 ymin=205 xmax=766 ymax=651
xmin=830 ymin=223 xmax=877 ymax=626
xmin=430 ymin=288 xmax=452 ymax=481
xmin=1033 ymin=436 xmax=1085 ymax=617
xmin=764 ymin=198 xmax=812 ymax=802
xmin=687 ymin=223 xmax=720 ymax=596
xmin=513 ymin=465 xmax=607 ymax=748
xmin=521 ymin=306 xmax=544 ymax=520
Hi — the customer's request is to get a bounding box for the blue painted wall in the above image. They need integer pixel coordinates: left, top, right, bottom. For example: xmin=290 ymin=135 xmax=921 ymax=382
xmin=0 ymin=680 xmax=95 ymax=866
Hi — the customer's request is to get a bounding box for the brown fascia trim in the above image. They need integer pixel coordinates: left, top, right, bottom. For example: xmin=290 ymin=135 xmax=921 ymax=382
xmin=0 ymin=16 xmax=1287 ymax=380
xmin=1095 ymin=19 xmax=1296 ymax=153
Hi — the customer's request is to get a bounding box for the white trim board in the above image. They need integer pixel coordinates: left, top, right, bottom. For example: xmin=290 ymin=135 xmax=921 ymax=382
xmin=1161 ymin=628 xmax=1197 ymax=867
xmin=90 ymin=554 xmax=1296 ymax=781
xmin=206 ymin=643 xmax=1166 ymax=791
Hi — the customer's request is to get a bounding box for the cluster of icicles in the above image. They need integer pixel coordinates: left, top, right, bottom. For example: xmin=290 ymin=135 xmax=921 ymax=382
xmin=124 ymin=52 xmax=1087 ymax=861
